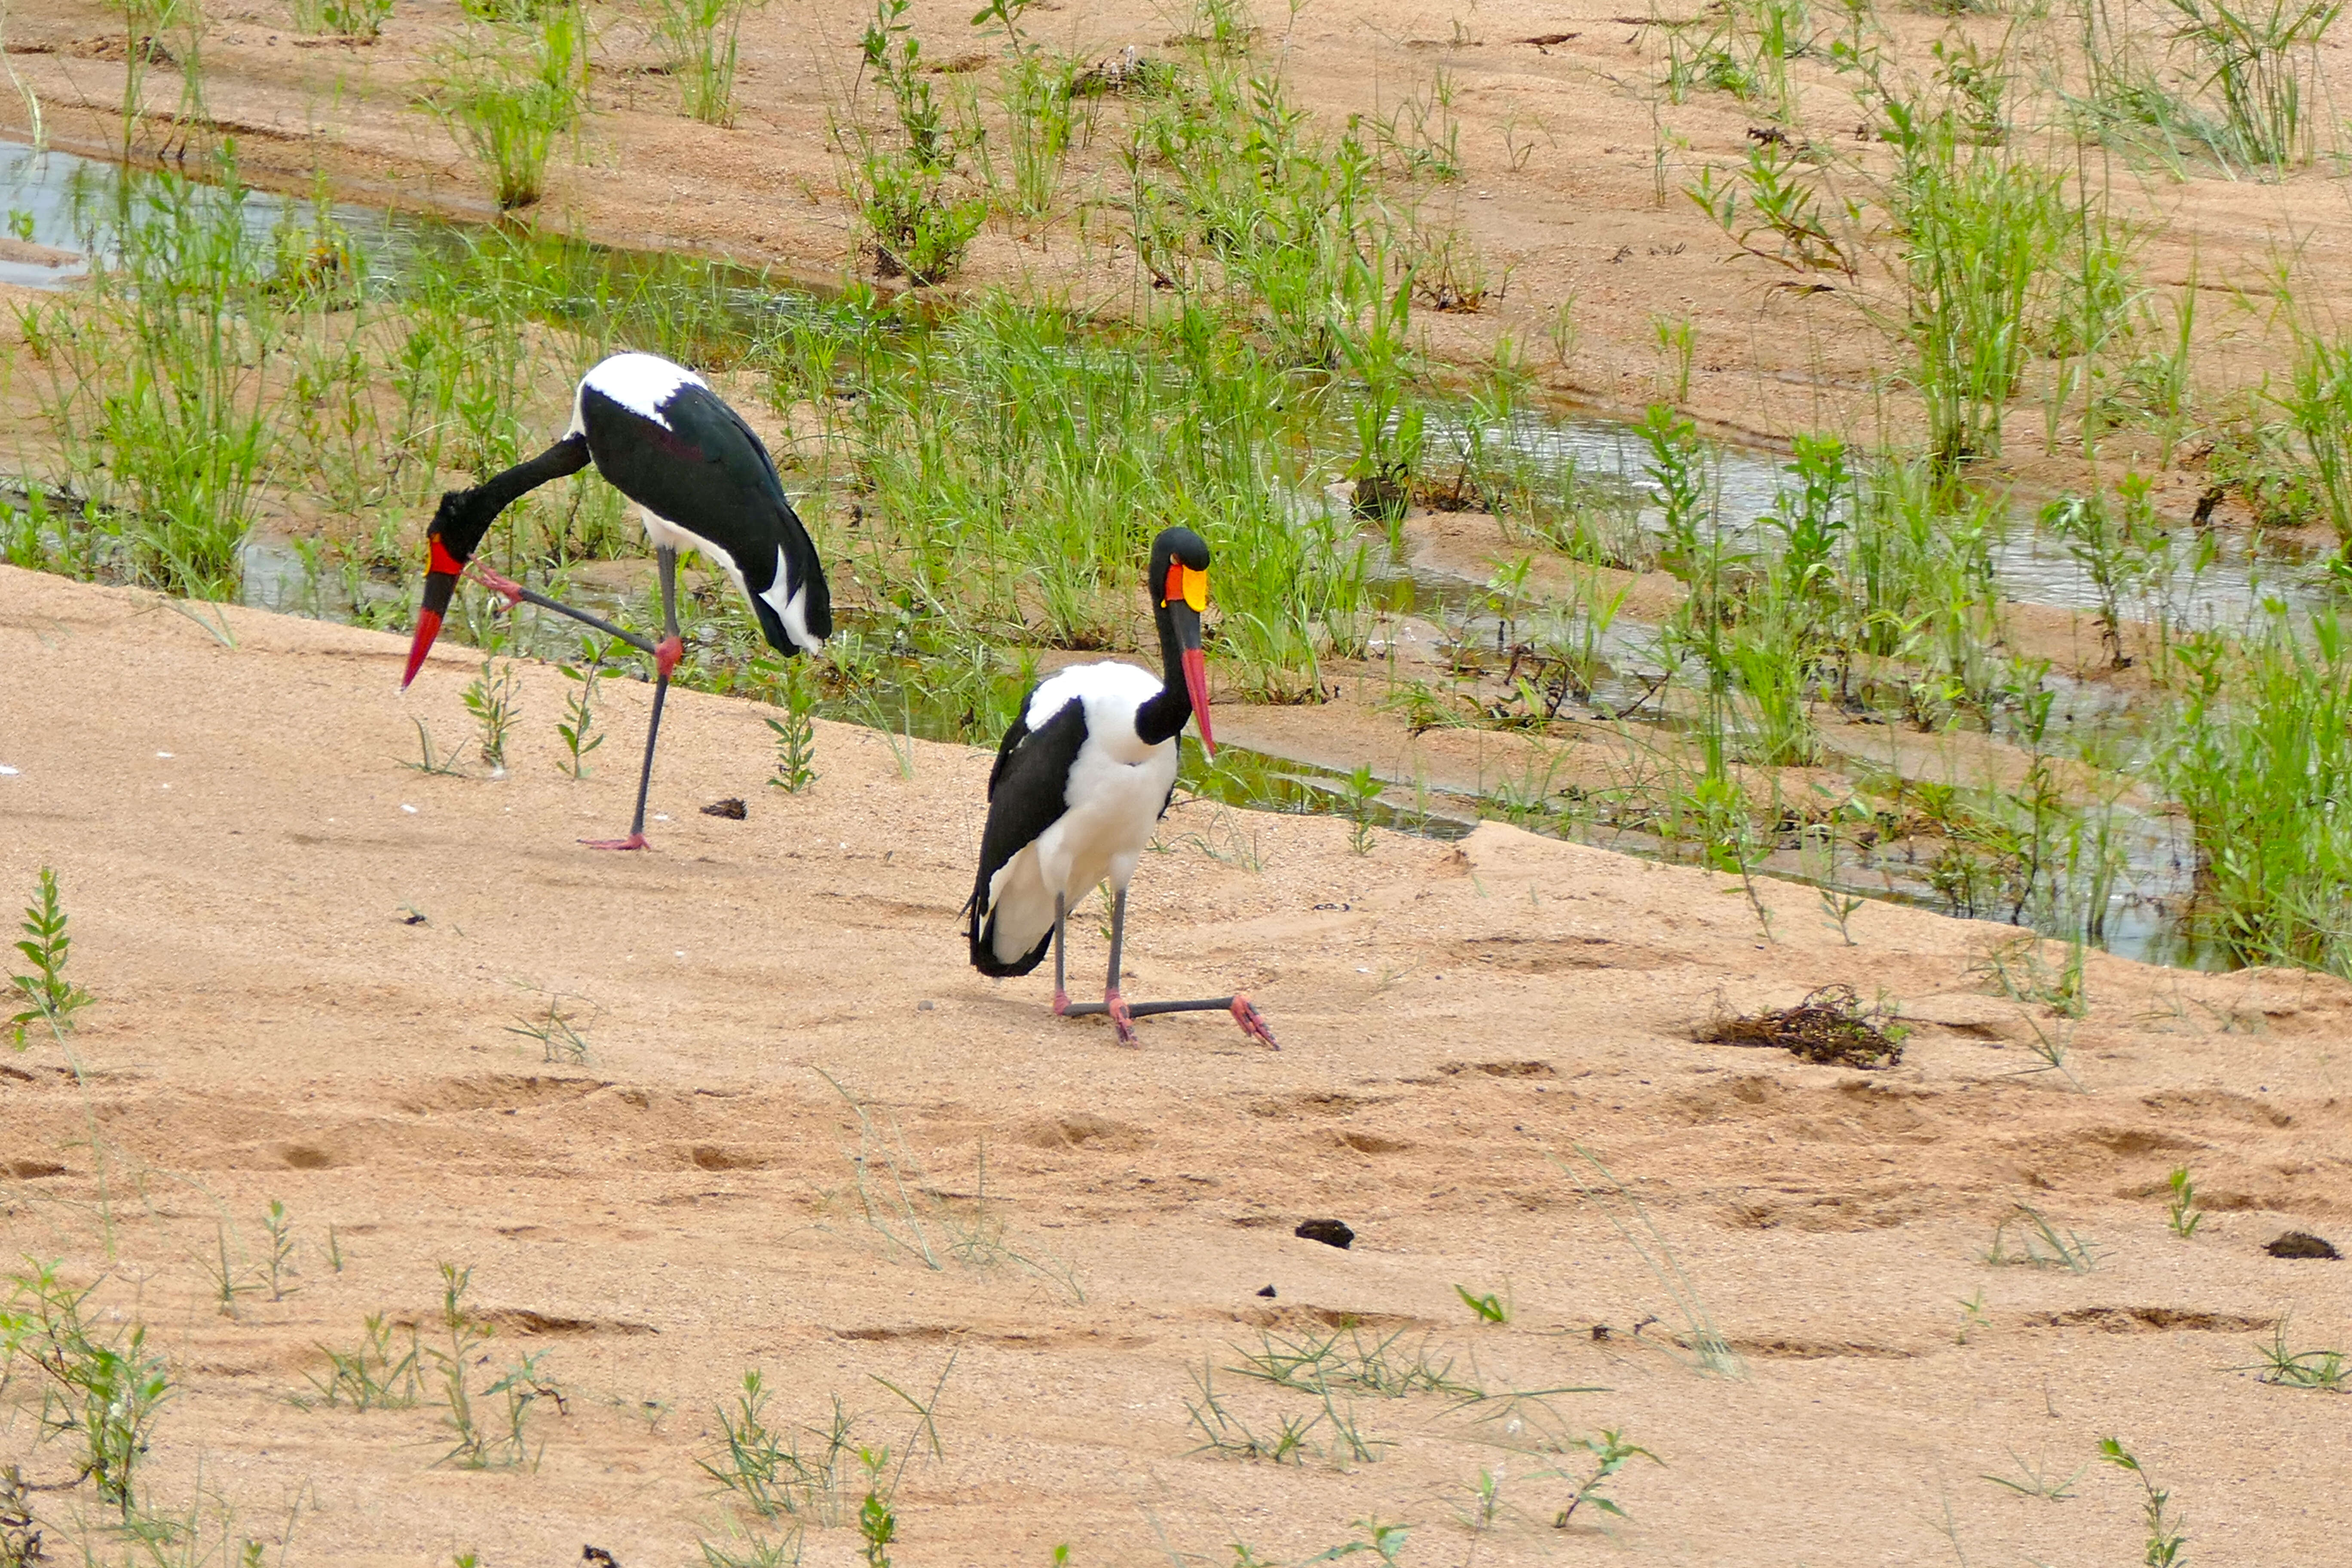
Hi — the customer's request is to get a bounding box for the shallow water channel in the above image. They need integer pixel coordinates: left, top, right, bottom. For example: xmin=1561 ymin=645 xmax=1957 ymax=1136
xmin=7 ymin=135 xmax=2331 ymax=973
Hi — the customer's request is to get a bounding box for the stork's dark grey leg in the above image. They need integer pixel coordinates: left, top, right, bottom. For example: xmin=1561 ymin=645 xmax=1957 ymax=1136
xmin=467 ymin=562 xmax=655 ymax=657
xmin=585 ymin=545 xmax=683 ymax=851
xmin=1049 ymin=892 xmax=1070 ymax=1015
xmin=1101 ymin=886 xmax=1137 ymax=1044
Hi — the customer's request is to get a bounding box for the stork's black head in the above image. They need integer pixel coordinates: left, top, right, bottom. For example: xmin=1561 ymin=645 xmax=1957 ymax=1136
xmin=401 ymin=489 xmax=499 ymax=689
xmin=1146 ymin=526 xmax=1215 ymax=756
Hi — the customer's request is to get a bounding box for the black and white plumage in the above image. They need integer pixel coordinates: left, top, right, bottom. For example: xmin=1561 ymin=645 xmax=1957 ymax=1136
xmin=965 ymin=526 xmax=1276 ymax=1048
xmin=562 ymin=354 xmax=830 ymax=658
xmin=402 ymin=352 xmax=830 ymax=848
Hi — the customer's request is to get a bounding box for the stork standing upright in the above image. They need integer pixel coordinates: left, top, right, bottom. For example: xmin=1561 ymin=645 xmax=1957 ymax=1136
xmin=965 ymin=526 xmax=1277 ymax=1048
xmin=402 ymin=352 xmax=831 ymax=849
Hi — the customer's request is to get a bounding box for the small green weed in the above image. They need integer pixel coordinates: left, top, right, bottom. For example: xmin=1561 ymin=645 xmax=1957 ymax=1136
xmin=1454 ymin=1284 xmax=1510 ymax=1324
xmin=1974 ymin=935 xmax=2087 ymax=1017
xmin=556 ymin=636 xmax=611 ymax=778
xmin=1340 ymin=765 xmax=1382 ymax=854
xmin=291 ymin=0 xmax=392 ymax=38
xmin=766 ymin=661 xmax=821 ymax=793
xmin=2099 ymin=1438 xmax=2187 ymax=1565
xmin=857 ymin=1447 xmax=896 ymax=1566
xmin=1986 ymin=1204 xmax=2098 ymax=1273
xmin=2236 ymin=1316 xmax=2347 ymax=1390
xmin=262 ymin=1199 xmax=298 ymax=1301
xmin=697 ymin=1523 xmax=802 ymax=1567
xmin=463 ymin=658 xmax=523 ymax=774
xmin=305 ymin=1313 xmax=425 ymax=1410
xmin=0 ymin=1262 xmax=172 ymax=1516
xmin=199 ymin=1222 xmax=258 ymax=1318
xmin=2165 ymin=1166 xmax=2204 ymax=1238
xmin=654 ymin=0 xmax=767 ymax=126
xmin=1552 ymin=1429 xmax=1661 ymax=1527
xmin=2011 ymin=1012 xmax=2084 ymax=1092
xmin=403 ymin=719 xmax=466 ymax=777
xmin=427 ymin=5 xmax=587 ymax=209
xmin=1954 ymin=1290 xmax=1990 ymax=1344
xmin=9 ymin=867 xmax=93 ymax=1049
xmin=1184 ymin=1365 xmax=1334 ymax=1467
xmin=701 ymin=1371 xmax=862 ymax=1523
xmin=1304 ymin=1519 xmax=1410 ymax=1563
xmin=426 ymin=1263 xmax=559 ymax=1469
xmin=1982 ymin=1449 xmax=2086 ymax=1500
xmin=504 ymin=990 xmax=595 ymax=1065
xmin=1229 ymin=1326 xmax=1479 ymax=1400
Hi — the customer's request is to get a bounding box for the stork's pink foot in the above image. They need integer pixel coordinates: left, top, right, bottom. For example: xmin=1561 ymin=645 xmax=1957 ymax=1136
xmin=655 ymin=635 xmax=684 ymax=679
xmin=468 ymin=561 xmax=526 ymax=607
xmin=1231 ymin=994 xmax=1278 ymax=1050
xmin=1105 ymin=989 xmax=1138 ymax=1046
xmin=581 ymin=833 xmax=650 ymax=851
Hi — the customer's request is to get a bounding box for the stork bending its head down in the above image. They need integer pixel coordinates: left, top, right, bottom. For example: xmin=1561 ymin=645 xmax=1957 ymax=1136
xmin=965 ymin=526 xmax=1276 ymax=1048
xmin=402 ymin=352 xmax=830 ymax=848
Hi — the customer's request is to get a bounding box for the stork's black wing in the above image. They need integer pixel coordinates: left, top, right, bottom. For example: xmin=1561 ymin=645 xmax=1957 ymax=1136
xmin=965 ymin=695 xmax=1089 ymax=977
xmin=577 ymin=380 xmax=832 ymax=654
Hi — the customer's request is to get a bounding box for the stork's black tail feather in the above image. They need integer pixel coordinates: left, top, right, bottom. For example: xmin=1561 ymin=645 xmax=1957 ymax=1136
xmin=965 ymin=883 xmax=1053 ymax=977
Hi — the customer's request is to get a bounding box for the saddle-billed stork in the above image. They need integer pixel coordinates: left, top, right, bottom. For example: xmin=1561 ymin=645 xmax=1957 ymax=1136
xmin=965 ymin=526 xmax=1277 ymax=1048
xmin=401 ymin=352 xmax=831 ymax=848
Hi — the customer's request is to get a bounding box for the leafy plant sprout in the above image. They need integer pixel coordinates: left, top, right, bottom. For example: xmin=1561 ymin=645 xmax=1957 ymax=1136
xmin=201 ymin=1221 xmax=257 ymax=1317
xmin=1455 ymin=1284 xmax=1511 ymax=1324
xmin=556 ymin=635 xmax=611 ymax=778
xmin=857 ymin=1447 xmax=896 ymax=1566
xmin=1552 ymin=1429 xmax=1662 ymax=1528
xmin=262 ymin=1200 xmax=298 ymax=1301
xmin=424 ymin=1263 xmax=563 ymax=1470
xmin=2165 ymin=1165 xmax=2205 ymax=1237
xmin=1954 ymin=1290 xmax=1990 ymax=1345
xmin=1340 ymin=764 xmax=1383 ymax=854
xmin=9 ymin=867 xmax=93 ymax=1049
xmin=2011 ymin=1012 xmax=2086 ymax=1092
xmin=463 ymin=657 xmax=524 ymax=775
xmin=766 ymin=658 xmax=821 ymax=793
xmin=2100 ymin=1438 xmax=2187 ymax=1565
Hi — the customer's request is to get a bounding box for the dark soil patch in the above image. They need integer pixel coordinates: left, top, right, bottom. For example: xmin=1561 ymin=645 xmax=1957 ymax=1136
xmin=2266 ymin=1230 xmax=2341 ymax=1260
xmin=1697 ymin=985 xmax=1907 ymax=1069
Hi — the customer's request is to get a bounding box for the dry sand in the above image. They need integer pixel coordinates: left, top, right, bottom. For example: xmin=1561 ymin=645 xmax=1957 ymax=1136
xmin=5 ymin=564 xmax=2351 ymax=1565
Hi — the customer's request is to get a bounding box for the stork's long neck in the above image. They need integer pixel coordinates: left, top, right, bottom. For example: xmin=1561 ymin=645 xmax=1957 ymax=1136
xmin=443 ymin=434 xmax=592 ymax=560
xmin=1134 ymin=597 xmax=1191 ymax=747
